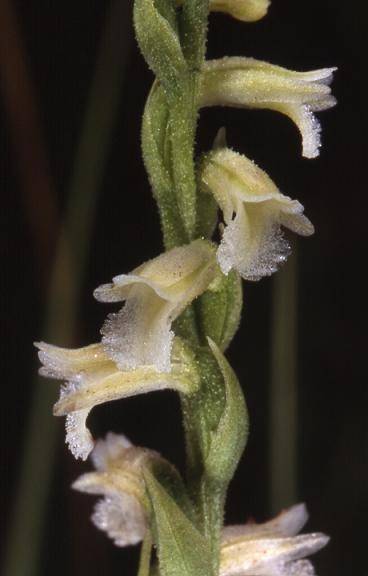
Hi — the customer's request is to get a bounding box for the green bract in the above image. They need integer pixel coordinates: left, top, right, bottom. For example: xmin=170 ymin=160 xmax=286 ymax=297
xmin=144 ymin=470 xmax=213 ymax=576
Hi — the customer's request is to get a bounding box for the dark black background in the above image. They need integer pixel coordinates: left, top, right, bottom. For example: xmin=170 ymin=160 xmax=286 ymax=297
xmin=1 ymin=1 xmax=367 ymax=575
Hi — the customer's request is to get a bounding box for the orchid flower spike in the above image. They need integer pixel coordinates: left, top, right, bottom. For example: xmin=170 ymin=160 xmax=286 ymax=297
xmin=200 ymin=58 xmax=336 ymax=158
xmin=199 ymin=143 xmax=314 ymax=280
xmin=209 ymin=0 xmax=270 ymax=21
xmin=73 ymin=433 xmax=158 ymax=547
xmin=220 ymin=503 xmax=329 ymax=575
xmin=94 ymin=239 xmax=217 ymax=373
xmin=35 ymin=338 xmax=199 ymax=460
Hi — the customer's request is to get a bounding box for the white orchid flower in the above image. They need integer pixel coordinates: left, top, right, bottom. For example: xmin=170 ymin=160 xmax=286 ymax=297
xmin=220 ymin=503 xmax=329 ymax=575
xmin=72 ymin=433 xmax=156 ymax=547
xmin=199 ymin=145 xmax=314 ymax=280
xmin=35 ymin=338 xmax=199 ymax=460
xmin=94 ymin=239 xmax=217 ymax=373
xmin=200 ymin=58 xmax=336 ymax=158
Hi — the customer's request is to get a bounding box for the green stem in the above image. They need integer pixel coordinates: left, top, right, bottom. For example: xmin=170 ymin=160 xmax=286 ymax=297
xmin=169 ymin=72 xmax=199 ymax=239
xmin=140 ymin=2 xmax=231 ymax=574
xmin=138 ymin=533 xmax=153 ymax=576
xmin=198 ymin=479 xmax=224 ymax=575
xmin=180 ymin=0 xmax=210 ymax=70
xmin=142 ymin=82 xmax=188 ymax=249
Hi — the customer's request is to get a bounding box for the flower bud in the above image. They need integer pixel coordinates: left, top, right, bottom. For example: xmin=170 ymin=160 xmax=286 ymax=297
xmin=210 ymin=0 xmax=270 ymax=22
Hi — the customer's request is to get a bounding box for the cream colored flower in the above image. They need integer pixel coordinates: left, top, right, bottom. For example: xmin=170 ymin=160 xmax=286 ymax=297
xmin=209 ymin=0 xmax=270 ymax=21
xmin=199 ymin=145 xmax=314 ymax=280
xmin=200 ymin=57 xmax=336 ymax=158
xmin=35 ymin=240 xmax=217 ymax=460
xmin=94 ymin=239 xmax=217 ymax=373
xmin=220 ymin=503 xmax=329 ymax=575
xmin=36 ymin=338 xmax=199 ymax=460
xmin=72 ymin=433 xmax=157 ymax=546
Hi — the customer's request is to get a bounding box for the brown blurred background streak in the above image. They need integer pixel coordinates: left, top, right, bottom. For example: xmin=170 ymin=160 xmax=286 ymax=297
xmin=1 ymin=1 xmax=367 ymax=575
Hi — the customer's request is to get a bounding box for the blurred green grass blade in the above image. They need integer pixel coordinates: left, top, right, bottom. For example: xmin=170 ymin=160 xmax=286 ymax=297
xmin=269 ymin=241 xmax=299 ymax=514
xmin=3 ymin=2 xmax=132 ymax=575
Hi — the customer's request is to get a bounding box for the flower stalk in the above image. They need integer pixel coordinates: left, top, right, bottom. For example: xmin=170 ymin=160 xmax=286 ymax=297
xmin=35 ymin=1 xmax=336 ymax=575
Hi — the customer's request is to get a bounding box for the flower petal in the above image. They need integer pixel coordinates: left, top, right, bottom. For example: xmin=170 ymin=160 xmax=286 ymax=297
xmin=54 ymin=366 xmax=192 ymax=415
xmin=91 ymin=431 xmax=133 ymax=471
xmin=36 ymin=342 xmax=109 ymax=379
xmin=220 ymin=533 xmax=329 ymax=576
xmin=222 ymin=503 xmax=309 ymax=543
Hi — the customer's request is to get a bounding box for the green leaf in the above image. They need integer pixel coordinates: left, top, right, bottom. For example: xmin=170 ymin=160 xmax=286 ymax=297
xmin=134 ymin=0 xmax=187 ymax=94
xmin=205 ymin=339 xmax=249 ymax=485
xmin=198 ymin=271 xmax=243 ymax=351
xmin=144 ymin=470 xmax=213 ymax=576
xmin=149 ymin=456 xmax=198 ymax=526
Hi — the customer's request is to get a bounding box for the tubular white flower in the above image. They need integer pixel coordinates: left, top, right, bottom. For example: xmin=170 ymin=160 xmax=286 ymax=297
xmin=199 ymin=146 xmax=314 ymax=280
xmin=209 ymin=0 xmax=270 ymax=21
xmin=94 ymin=239 xmax=218 ymax=373
xmin=220 ymin=504 xmax=329 ymax=576
xmin=35 ymin=338 xmax=199 ymax=460
xmin=72 ymin=433 xmax=157 ymax=547
xmin=199 ymin=57 xmax=337 ymax=158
